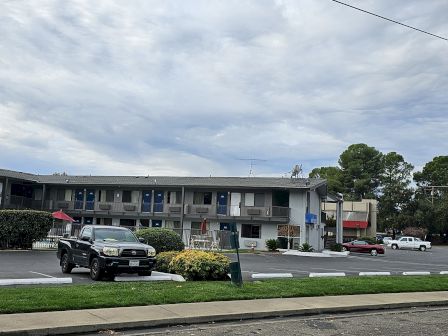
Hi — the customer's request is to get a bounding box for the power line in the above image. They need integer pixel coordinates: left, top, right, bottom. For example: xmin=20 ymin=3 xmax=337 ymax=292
xmin=331 ymin=0 xmax=448 ymax=41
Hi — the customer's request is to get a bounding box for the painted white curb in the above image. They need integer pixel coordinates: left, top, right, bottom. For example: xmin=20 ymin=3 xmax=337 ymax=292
xmin=440 ymin=271 xmax=448 ymax=275
xmin=0 ymin=278 xmax=72 ymax=286
xmin=309 ymin=272 xmax=346 ymax=278
xmin=152 ymin=271 xmax=186 ymax=282
xmin=321 ymin=250 xmax=350 ymax=257
xmin=283 ymin=250 xmax=331 ymax=258
xmin=359 ymin=272 xmax=391 ymax=276
xmin=115 ymin=275 xmax=172 ymax=282
xmin=115 ymin=272 xmax=186 ymax=282
xmin=402 ymin=271 xmax=431 ymax=276
xmin=251 ymin=273 xmax=293 ymax=279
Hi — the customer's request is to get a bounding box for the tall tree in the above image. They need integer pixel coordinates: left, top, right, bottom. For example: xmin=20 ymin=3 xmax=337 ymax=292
xmin=377 ymin=152 xmax=414 ymax=231
xmin=308 ymin=166 xmax=343 ymax=195
xmin=338 ymin=144 xmax=383 ymax=200
xmin=412 ymin=156 xmax=448 ymax=238
xmin=414 ymin=156 xmax=448 ymax=187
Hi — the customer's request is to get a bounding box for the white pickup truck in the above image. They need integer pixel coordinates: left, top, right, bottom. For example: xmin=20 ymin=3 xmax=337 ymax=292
xmin=387 ymin=236 xmax=431 ymax=251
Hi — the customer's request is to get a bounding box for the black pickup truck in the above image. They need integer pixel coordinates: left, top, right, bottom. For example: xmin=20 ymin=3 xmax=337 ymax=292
xmin=57 ymin=225 xmax=156 ymax=280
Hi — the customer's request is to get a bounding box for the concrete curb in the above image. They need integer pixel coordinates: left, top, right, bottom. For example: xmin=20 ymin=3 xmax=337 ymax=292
xmin=1 ymin=292 xmax=448 ymax=335
xmin=0 ymin=278 xmax=72 ymax=286
xmin=309 ymin=272 xmax=346 ymax=277
xmin=251 ymin=273 xmax=293 ymax=279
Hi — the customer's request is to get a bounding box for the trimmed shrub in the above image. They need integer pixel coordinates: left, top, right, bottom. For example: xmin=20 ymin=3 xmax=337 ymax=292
xmin=0 ymin=210 xmax=53 ymax=249
xmin=168 ymin=250 xmax=230 ymax=281
xmin=330 ymin=243 xmax=343 ymax=252
xmin=265 ymin=239 xmax=278 ymax=251
xmin=360 ymin=236 xmax=376 ymax=245
xmin=155 ymin=251 xmax=180 ymax=273
xmin=135 ymin=228 xmax=185 ymax=253
xmin=298 ymin=242 xmax=314 ymax=252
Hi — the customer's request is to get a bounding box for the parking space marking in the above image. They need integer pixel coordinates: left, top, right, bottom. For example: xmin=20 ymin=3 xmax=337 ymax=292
xmin=29 ymin=271 xmax=55 ymax=278
xmin=347 ymin=255 xmax=448 ymax=267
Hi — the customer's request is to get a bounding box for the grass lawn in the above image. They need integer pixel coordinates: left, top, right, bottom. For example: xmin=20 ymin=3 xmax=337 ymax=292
xmin=1 ymin=276 xmax=448 ymax=314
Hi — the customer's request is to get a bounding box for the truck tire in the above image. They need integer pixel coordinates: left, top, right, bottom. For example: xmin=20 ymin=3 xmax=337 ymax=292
xmin=61 ymin=253 xmax=74 ymax=274
xmin=370 ymin=249 xmax=378 ymax=256
xmin=419 ymin=245 xmax=427 ymax=252
xmin=90 ymin=257 xmax=103 ymax=281
xmin=391 ymin=244 xmax=398 ymax=250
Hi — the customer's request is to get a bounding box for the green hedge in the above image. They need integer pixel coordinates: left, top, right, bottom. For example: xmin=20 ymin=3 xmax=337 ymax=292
xmin=135 ymin=228 xmax=185 ymax=253
xmin=0 ymin=210 xmax=53 ymax=249
xmin=169 ymin=250 xmax=230 ymax=281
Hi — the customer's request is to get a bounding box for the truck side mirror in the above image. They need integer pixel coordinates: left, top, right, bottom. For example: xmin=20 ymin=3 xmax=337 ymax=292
xmin=138 ymin=237 xmax=145 ymax=243
xmin=81 ymin=235 xmax=90 ymax=242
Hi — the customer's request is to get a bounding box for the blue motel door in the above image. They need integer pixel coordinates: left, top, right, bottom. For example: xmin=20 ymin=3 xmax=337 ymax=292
xmin=141 ymin=191 xmax=151 ymax=212
xmin=74 ymin=190 xmax=84 ymax=209
xmin=86 ymin=190 xmax=95 ymax=210
xmin=154 ymin=191 xmax=164 ymax=212
xmin=217 ymin=192 xmax=228 ymax=215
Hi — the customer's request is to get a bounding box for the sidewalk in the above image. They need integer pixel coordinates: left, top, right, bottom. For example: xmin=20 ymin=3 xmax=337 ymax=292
xmin=1 ymin=291 xmax=448 ymax=335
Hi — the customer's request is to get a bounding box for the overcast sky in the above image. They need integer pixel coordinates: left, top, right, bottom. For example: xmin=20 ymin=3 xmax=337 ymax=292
xmin=0 ymin=0 xmax=447 ymax=177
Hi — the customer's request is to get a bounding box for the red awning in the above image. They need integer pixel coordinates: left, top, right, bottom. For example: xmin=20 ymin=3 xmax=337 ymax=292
xmin=343 ymin=220 xmax=368 ymax=229
xmin=52 ymin=210 xmax=75 ymax=222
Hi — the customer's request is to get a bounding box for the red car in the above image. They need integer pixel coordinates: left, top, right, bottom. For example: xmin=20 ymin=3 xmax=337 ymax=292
xmin=342 ymin=240 xmax=385 ymax=256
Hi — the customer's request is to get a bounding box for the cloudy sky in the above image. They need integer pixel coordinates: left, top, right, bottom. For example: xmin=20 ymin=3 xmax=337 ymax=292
xmin=0 ymin=0 xmax=447 ymax=177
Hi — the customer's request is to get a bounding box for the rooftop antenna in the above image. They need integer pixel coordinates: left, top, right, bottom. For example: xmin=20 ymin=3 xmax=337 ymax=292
xmin=290 ymin=164 xmax=302 ymax=179
xmin=237 ymin=158 xmax=267 ymax=177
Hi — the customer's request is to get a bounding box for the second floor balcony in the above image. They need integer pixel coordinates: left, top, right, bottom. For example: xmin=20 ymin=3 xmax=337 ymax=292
xmin=41 ymin=199 xmax=290 ymax=221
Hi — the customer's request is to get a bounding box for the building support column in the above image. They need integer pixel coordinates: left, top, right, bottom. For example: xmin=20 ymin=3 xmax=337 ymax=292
xmin=180 ymin=186 xmax=185 ymax=230
xmin=1 ymin=178 xmax=9 ymax=209
xmin=336 ymin=195 xmax=344 ymax=244
xmin=41 ymin=184 xmax=46 ymax=210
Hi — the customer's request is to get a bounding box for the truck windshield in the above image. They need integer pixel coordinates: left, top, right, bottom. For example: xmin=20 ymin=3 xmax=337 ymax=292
xmin=94 ymin=228 xmax=138 ymax=242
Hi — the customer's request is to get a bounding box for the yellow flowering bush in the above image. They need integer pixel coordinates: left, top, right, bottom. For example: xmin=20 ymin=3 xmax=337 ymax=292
xmin=168 ymin=250 xmax=230 ymax=281
xmin=155 ymin=251 xmax=180 ymax=273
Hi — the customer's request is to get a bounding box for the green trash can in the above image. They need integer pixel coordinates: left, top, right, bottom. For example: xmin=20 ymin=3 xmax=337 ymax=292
xmin=230 ymin=261 xmax=242 ymax=286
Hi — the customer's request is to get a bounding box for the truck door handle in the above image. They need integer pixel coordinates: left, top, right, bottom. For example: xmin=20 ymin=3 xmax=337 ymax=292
xmin=75 ymin=243 xmax=79 ymax=248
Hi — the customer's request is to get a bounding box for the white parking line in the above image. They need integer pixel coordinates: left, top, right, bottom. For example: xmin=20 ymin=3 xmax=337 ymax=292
xmin=29 ymin=271 xmax=55 ymax=278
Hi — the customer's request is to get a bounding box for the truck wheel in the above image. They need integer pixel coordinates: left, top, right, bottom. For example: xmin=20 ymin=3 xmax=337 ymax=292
xmin=391 ymin=244 xmax=398 ymax=250
xmin=90 ymin=258 xmax=103 ymax=281
xmin=419 ymin=245 xmax=427 ymax=252
xmin=370 ymin=249 xmax=378 ymax=256
xmin=61 ymin=253 xmax=74 ymax=274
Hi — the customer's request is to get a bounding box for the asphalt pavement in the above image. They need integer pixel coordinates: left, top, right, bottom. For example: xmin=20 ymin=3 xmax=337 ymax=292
xmin=0 ymin=247 xmax=448 ymax=283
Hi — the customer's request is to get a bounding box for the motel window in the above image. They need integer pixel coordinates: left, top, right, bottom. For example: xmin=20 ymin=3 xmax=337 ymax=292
xmin=241 ymin=224 xmax=261 ymax=239
xmin=168 ymin=191 xmax=182 ymax=204
xmin=57 ymin=189 xmax=65 ymax=201
xmin=122 ymin=191 xmax=132 ymax=203
xmin=103 ymin=218 xmax=112 ymax=226
xmin=120 ymin=218 xmax=136 ymax=227
xmin=193 ymin=192 xmax=212 ymax=205
xmin=254 ymin=193 xmax=265 ymax=207
xmin=106 ymin=190 xmax=114 ymax=202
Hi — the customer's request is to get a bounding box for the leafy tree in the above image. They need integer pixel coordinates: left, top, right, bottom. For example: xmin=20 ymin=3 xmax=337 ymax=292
xmin=309 ymin=166 xmax=343 ymax=195
xmin=412 ymin=156 xmax=448 ymax=237
xmin=377 ymin=152 xmax=414 ymax=230
xmin=338 ymin=144 xmax=383 ymax=200
xmin=414 ymin=156 xmax=448 ymax=187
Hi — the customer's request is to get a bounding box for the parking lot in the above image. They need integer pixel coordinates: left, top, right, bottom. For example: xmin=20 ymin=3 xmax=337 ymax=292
xmin=0 ymin=246 xmax=448 ymax=284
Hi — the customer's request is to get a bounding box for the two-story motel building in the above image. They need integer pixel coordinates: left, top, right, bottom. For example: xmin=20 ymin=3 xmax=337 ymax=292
xmin=0 ymin=169 xmax=327 ymax=250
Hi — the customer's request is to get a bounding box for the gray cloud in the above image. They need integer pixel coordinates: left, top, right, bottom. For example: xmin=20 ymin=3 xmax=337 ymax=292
xmin=0 ymin=0 xmax=447 ymax=177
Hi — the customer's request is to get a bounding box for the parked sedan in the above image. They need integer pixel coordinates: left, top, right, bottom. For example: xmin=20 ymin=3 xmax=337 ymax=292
xmin=342 ymin=240 xmax=385 ymax=256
